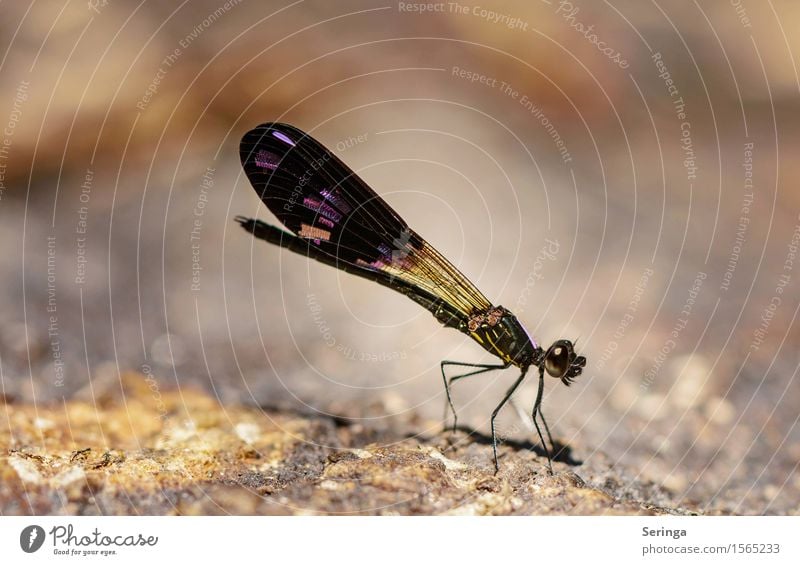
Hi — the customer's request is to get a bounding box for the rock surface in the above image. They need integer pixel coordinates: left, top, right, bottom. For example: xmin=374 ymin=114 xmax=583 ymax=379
xmin=1 ymin=373 xmax=701 ymax=515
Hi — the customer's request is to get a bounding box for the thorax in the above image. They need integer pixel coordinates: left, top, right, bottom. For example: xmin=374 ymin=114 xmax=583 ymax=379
xmin=460 ymin=306 xmax=538 ymax=367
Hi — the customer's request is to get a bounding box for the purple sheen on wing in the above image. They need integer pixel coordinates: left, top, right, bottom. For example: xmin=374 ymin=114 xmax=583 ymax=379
xmin=377 ymin=243 xmax=392 ymax=260
xmin=320 ymin=188 xmax=352 ymax=214
xmin=356 ymin=258 xmax=385 ymax=271
xmin=302 ymin=197 xmax=342 ymax=223
xmin=255 ymin=149 xmax=280 ymax=170
xmin=272 ymin=130 xmax=296 ymax=146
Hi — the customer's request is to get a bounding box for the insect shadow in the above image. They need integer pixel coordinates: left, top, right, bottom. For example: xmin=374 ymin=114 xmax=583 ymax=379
xmin=411 ymin=424 xmax=582 ymax=467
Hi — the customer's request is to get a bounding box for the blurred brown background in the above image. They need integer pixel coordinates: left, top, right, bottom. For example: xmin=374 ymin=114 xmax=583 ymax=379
xmin=1 ymin=0 xmax=798 ymax=514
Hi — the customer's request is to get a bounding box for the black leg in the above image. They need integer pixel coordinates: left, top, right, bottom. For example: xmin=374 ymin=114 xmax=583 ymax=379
xmin=509 ymin=395 xmax=556 ymax=456
xmin=440 ymin=360 xmax=508 ymax=431
xmin=531 ymin=366 xmax=553 ymax=473
xmin=490 ymin=368 xmax=528 ymax=472
xmin=537 ymin=403 xmax=556 ymax=455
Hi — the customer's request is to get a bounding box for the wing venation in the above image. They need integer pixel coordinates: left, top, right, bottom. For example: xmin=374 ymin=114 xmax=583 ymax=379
xmin=239 ymin=122 xmax=493 ymax=319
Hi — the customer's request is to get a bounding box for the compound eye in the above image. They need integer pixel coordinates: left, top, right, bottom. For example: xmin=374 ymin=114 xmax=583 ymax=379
xmin=544 ymin=342 xmax=571 ymax=378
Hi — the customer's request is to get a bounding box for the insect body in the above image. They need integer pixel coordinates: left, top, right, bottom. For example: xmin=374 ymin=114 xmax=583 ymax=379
xmin=236 ymin=122 xmax=586 ymax=471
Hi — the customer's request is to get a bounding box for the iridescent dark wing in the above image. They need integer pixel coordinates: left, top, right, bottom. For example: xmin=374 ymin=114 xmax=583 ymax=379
xmin=238 ymin=122 xmax=493 ymax=322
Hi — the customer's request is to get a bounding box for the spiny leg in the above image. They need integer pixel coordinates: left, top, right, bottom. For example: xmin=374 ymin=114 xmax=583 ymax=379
xmin=489 ymin=368 xmax=528 ymax=472
xmin=440 ymin=361 xmax=508 ymax=431
xmin=531 ymin=366 xmax=553 ymax=473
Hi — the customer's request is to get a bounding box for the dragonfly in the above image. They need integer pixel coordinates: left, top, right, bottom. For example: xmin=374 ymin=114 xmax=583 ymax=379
xmin=235 ymin=122 xmax=586 ymax=471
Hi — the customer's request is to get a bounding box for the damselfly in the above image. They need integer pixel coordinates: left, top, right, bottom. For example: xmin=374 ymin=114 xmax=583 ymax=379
xmin=235 ymin=123 xmax=586 ymax=471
